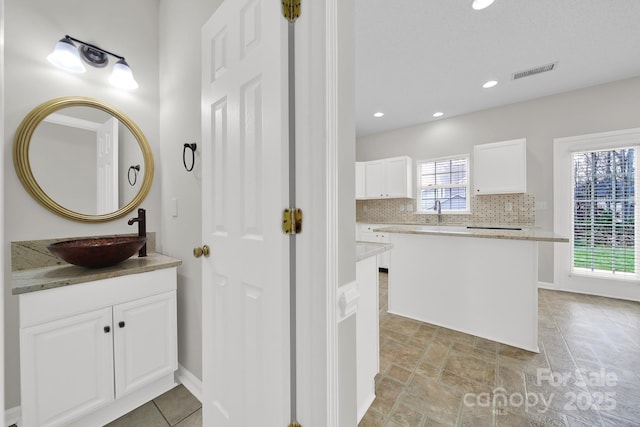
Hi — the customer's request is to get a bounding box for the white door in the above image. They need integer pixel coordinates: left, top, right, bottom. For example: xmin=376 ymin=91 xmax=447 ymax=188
xmin=201 ymin=1 xmax=290 ymax=425
xmin=113 ymin=291 xmax=177 ymax=398
xmin=20 ymin=308 xmax=114 ymax=427
xmin=96 ymin=117 xmax=119 ymax=214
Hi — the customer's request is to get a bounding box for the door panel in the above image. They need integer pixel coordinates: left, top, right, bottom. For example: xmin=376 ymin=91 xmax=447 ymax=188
xmin=96 ymin=117 xmax=118 ymax=214
xmin=113 ymin=291 xmax=177 ymax=398
xmin=20 ymin=308 xmax=114 ymax=427
xmin=202 ymin=0 xmax=290 ymax=425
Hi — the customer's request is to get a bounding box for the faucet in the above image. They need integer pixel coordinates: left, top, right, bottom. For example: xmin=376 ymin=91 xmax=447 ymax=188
xmin=127 ymin=208 xmax=147 ymax=257
xmin=434 ymin=200 xmax=442 ymax=224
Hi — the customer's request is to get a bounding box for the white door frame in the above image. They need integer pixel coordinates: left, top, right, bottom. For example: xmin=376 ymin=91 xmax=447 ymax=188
xmin=553 ymin=128 xmax=640 ymax=302
xmin=0 ymin=0 xmax=6 ymax=422
xmin=293 ymin=0 xmax=355 ymax=424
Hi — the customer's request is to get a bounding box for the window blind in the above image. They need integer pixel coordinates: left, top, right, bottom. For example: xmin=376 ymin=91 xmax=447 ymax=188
xmin=417 ymin=156 xmax=469 ymax=213
xmin=572 ymin=147 xmax=637 ymax=277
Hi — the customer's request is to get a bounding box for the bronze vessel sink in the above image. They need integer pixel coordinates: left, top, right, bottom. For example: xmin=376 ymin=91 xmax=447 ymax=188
xmin=47 ymin=236 xmax=146 ymax=268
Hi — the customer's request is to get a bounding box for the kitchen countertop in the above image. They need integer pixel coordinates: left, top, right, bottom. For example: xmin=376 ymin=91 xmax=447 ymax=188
xmin=356 ymin=241 xmax=393 ymax=262
xmin=373 ymin=224 xmax=568 ymax=243
xmin=12 ymin=252 xmax=182 ymax=295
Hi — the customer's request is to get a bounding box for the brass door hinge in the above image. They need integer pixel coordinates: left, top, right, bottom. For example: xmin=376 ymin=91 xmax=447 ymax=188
xmin=282 ymin=0 xmax=301 ymax=22
xmin=282 ymin=208 xmax=302 ymax=234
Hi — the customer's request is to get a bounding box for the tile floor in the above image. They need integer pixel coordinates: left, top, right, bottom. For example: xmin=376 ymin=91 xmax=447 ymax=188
xmin=105 ymin=384 xmax=201 ymax=427
xmin=359 ymin=272 xmax=640 ymax=426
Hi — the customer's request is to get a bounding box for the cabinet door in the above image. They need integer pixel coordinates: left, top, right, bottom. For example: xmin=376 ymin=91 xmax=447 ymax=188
xmin=474 ymin=138 xmax=527 ymax=194
xmin=365 ymin=160 xmax=386 ymax=198
xmin=355 ymin=162 xmax=366 ymax=199
xmin=113 ymin=291 xmax=177 ymax=398
xmin=20 ymin=308 xmax=114 ymax=427
xmin=385 ymin=157 xmax=412 ymax=198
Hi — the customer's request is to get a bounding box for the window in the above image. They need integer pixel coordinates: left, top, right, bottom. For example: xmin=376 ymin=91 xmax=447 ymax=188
xmin=572 ymin=147 xmax=638 ymax=278
xmin=416 ymin=155 xmax=470 ymax=213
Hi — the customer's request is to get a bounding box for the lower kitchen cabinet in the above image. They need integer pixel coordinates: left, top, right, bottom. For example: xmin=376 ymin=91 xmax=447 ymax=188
xmin=358 ymin=224 xmax=391 ymax=269
xmin=19 ymin=268 xmax=178 ymax=427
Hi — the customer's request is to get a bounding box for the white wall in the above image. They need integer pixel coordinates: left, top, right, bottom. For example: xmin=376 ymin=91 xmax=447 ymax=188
xmin=3 ymin=0 xmax=160 ymax=409
xmin=158 ymin=0 xmax=222 ymax=383
xmin=357 ymin=76 xmax=640 ymax=284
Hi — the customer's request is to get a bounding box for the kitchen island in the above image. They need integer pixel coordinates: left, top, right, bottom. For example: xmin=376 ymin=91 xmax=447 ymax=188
xmin=375 ymin=225 xmax=568 ymax=352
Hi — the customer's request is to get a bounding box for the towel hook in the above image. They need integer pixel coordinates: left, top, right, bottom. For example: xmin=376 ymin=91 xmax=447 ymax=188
xmin=128 ymin=165 xmax=140 ymax=186
xmin=183 ymin=143 xmax=197 ymax=172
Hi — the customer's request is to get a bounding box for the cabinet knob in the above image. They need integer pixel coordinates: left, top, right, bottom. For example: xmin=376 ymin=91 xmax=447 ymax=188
xmin=104 ymin=326 xmax=111 ymax=333
xmin=119 ymin=321 xmax=125 ymax=328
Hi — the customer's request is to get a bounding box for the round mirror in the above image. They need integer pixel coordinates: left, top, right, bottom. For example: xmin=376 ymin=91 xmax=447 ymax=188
xmin=13 ymin=96 xmax=154 ymax=222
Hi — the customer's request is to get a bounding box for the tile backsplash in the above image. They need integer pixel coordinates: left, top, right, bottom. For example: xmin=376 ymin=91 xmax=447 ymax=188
xmin=356 ymin=193 xmax=535 ymax=225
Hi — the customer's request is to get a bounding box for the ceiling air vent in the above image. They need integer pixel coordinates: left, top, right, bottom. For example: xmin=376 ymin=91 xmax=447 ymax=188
xmin=512 ymin=62 xmax=557 ymax=80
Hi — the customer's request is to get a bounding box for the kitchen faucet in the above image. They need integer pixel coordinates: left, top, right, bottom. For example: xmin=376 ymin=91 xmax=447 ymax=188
xmin=128 ymin=208 xmax=147 ymax=257
xmin=434 ymin=200 xmax=442 ymax=224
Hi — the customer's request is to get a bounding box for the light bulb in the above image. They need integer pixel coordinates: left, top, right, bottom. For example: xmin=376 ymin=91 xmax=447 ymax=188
xmin=108 ymin=59 xmax=139 ymax=90
xmin=47 ymin=38 xmax=86 ymax=73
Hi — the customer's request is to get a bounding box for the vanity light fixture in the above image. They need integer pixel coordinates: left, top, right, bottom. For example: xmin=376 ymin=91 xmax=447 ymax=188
xmin=472 ymin=0 xmax=495 ymax=10
xmin=47 ymin=35 xmax=139 ymax=90
xmin=433 ymin=112 xmax=444 ymax=118
xmin=482 ymin=80 xmax=498 ymax=88
xmin=373 ymin=112 xmax=384 ymax=118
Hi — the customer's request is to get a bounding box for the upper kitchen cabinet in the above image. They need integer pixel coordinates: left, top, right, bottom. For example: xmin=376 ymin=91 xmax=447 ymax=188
xmin=473 ymin=138 xmax=527 ymax=195
xmin=363 ymin=156 xmax=413 ymax=199
xmin=356 ymin=162 xmax=366 ymax=200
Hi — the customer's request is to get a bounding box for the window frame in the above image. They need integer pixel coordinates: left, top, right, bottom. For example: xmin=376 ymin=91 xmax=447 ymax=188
xmin=415 ymin=154 xmax=471 ymax=215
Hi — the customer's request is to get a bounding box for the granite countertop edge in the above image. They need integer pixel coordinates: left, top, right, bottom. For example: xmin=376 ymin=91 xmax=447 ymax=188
xmin=356 ymin=241 xmax=393 ymax=262
xmin=12 ymin=252 xmax=183 ymax=295
xmin=373 ymin=225 xmax=569 ymax=243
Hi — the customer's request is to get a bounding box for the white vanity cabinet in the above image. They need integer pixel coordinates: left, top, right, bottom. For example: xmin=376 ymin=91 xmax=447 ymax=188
xmin=363 ymin=156 xmax=413 ymax=199
xmin=19 ymin=267 xmax=178 ymax=427
xmin=473 ymin=138 xmax=527 ymax=195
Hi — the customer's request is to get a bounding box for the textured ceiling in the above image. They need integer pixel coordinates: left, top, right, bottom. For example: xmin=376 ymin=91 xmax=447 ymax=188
xmin=355 ymin=0 xmax=640 ymax=137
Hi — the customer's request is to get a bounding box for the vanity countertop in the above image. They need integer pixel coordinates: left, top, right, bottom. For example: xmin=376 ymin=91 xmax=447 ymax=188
xmin=12 ymin=252 xmax=182 ymax=295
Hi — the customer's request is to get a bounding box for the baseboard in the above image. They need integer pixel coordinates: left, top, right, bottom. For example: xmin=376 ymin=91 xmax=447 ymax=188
xmin=5 ymin=406 xmax=21 ymax=427
xmin=175 ymin=364 xmax=203 ymax=403
xmin=537 ymin=281 xmax=558 ymax=290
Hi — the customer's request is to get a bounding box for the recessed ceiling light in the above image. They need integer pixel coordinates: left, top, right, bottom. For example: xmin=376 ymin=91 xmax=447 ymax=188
xmin=472 ymin=0 xmax=495 ymax=10
xmin=433 ymin=112 xmax=444 ymax=118
xmin=374 ymin=112 xmax=384 ymax=118
xmin=482 ymin=80 xmax=498 ymax=88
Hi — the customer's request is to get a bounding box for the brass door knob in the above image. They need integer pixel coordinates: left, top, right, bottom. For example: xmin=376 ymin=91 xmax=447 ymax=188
xmin=193 ymin=245 xmax=210 ymax=258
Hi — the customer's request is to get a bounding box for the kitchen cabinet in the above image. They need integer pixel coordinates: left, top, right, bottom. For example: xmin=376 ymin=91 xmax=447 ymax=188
xmin=19 ymin=268 xmax=178 ymax=427
xmin=358 ymin=224 xmax=391 ymax=269
xmin=473 ymin=138 xmax=526 ymax=195
xmin=355 ymin=162 xmax=366 ymax=199
xmin=363 ymin=156 xmax=413 ymax=199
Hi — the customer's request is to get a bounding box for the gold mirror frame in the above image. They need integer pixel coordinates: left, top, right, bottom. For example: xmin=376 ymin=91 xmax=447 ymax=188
xmin=13 ymin=96 xmax=154 ymax=223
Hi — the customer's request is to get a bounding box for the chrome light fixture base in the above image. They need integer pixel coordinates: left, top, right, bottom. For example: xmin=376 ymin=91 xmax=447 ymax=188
xmin=79 ymin=45 xmax=109 ymax=68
